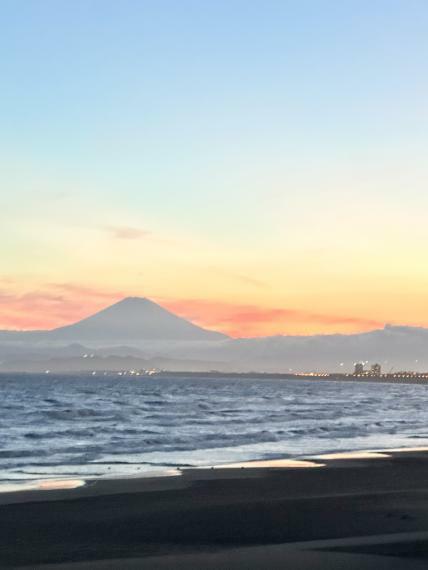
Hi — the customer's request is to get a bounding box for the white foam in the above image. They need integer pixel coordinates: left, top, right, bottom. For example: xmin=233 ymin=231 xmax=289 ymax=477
xmin=312 ymin=451 xmax=390 ymax=460
xmin=215 ymin=459 xmax=324 ymax=469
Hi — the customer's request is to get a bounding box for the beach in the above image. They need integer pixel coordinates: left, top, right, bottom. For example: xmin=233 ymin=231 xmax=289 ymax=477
xmin=2 ymin=449 xmax=428 ymax=568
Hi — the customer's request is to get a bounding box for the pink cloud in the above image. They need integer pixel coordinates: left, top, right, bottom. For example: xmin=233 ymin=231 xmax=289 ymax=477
xmin=0 ymin=285 xmax=124 ymax=330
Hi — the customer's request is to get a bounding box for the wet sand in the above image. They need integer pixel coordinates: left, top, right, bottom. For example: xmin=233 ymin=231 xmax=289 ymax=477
xmin=2 ymin=450 xmax=428 ymax=568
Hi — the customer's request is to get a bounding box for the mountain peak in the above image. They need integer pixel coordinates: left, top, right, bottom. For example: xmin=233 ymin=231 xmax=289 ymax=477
xmin=50 ymin=297 xmax=228 ymax=342
xmin=119 ymin=296 xmax=149 ymax=304
xmin=112 ymin=296 xmax=152 ymax=309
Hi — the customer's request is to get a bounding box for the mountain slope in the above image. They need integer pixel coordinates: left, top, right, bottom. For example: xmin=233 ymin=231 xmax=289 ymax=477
xmin=48 ymin=297 xmax=227 ymax=342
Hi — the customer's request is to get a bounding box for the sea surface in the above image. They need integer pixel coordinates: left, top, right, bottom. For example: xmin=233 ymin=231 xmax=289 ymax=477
xmin=1 ymin=373 xmax=428 ymax=488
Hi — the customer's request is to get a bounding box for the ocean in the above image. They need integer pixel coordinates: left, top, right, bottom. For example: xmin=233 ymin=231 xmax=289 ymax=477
xmin=1 ymin=373 xmax=428 ymax=488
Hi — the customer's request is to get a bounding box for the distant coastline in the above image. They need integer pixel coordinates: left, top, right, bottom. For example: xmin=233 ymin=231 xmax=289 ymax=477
xmin=155 ymin=370 xmax=428 ymax=385
xmin=126 ymin=370 xmax=428 ymax=385
xmin=2 ymin=369 xmax=428 ymax=385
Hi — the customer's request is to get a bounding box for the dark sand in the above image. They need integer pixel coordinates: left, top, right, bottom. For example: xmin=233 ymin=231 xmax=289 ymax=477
xmin=2 ymin=450 xmax=428 ymax=568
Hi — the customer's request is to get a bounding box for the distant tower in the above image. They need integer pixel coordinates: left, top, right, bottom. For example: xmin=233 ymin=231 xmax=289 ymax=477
xmin=371 ymin=363 xmax=381 ymax=377
xmin=354 ymin=362 xmax=364 ymax=375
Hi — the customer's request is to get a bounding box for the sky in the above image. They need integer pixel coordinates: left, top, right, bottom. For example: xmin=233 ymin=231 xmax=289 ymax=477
xmin=1 ymin=0 xmax=428 ymax=337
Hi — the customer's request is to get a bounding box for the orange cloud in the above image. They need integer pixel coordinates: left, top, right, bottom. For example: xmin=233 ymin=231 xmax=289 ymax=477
xmin=159 ymin=298 xmax=384 ymax=337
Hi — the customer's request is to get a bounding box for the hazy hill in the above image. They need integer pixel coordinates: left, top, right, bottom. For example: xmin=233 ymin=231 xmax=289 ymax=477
xmin=210 ymin=324 xmax=428 ymax=372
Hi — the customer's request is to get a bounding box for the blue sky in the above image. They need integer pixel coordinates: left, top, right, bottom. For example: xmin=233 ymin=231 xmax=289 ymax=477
xmin=1 ymin=0 xmax=428 ymax=335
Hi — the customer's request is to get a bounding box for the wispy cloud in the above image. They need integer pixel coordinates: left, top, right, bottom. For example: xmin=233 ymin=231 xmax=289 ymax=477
xmin=233 ymin=274 xmax=268 ymax=289
xmin=48 ymin=283 xmax=124 ymax=300
xmin=0 ymin=276 xmax=16 ymax=285
xmin=105 ymin=226 xmax=151 ymax=240
xmin=204 ymin=267 xmax=268 ymax=289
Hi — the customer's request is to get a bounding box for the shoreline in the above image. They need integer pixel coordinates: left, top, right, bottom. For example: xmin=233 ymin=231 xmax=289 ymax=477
xmin=3 ymin=445 xmax=428 ymax=499
xmin=2 ymin=448 xmax=428 ymax=567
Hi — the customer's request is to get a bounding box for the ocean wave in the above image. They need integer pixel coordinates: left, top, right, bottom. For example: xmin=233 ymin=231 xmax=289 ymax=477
xmin=1 ymin=374 xmax=428 ymax=482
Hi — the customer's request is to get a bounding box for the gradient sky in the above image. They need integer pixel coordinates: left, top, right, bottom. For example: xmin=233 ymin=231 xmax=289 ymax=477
xmin=1 ymin=0 xmax=428 ymax=337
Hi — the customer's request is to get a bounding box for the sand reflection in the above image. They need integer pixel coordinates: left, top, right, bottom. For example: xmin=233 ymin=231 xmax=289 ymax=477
xmin=0 ymin=479 xmax=85 ymax=493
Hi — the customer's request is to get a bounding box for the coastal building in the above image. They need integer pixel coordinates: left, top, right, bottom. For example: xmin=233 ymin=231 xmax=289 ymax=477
xmin=354 ymin=362 xmax=364 ymax=375
xmin=370 ymin=363 xmax=382 ymax=377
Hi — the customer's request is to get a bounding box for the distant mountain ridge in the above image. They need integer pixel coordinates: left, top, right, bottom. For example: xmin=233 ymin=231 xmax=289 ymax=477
xmin=2 ymin=298 xmax=428 ymax=373
xmin=0 ymin=297 xmax=228 ymax=342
